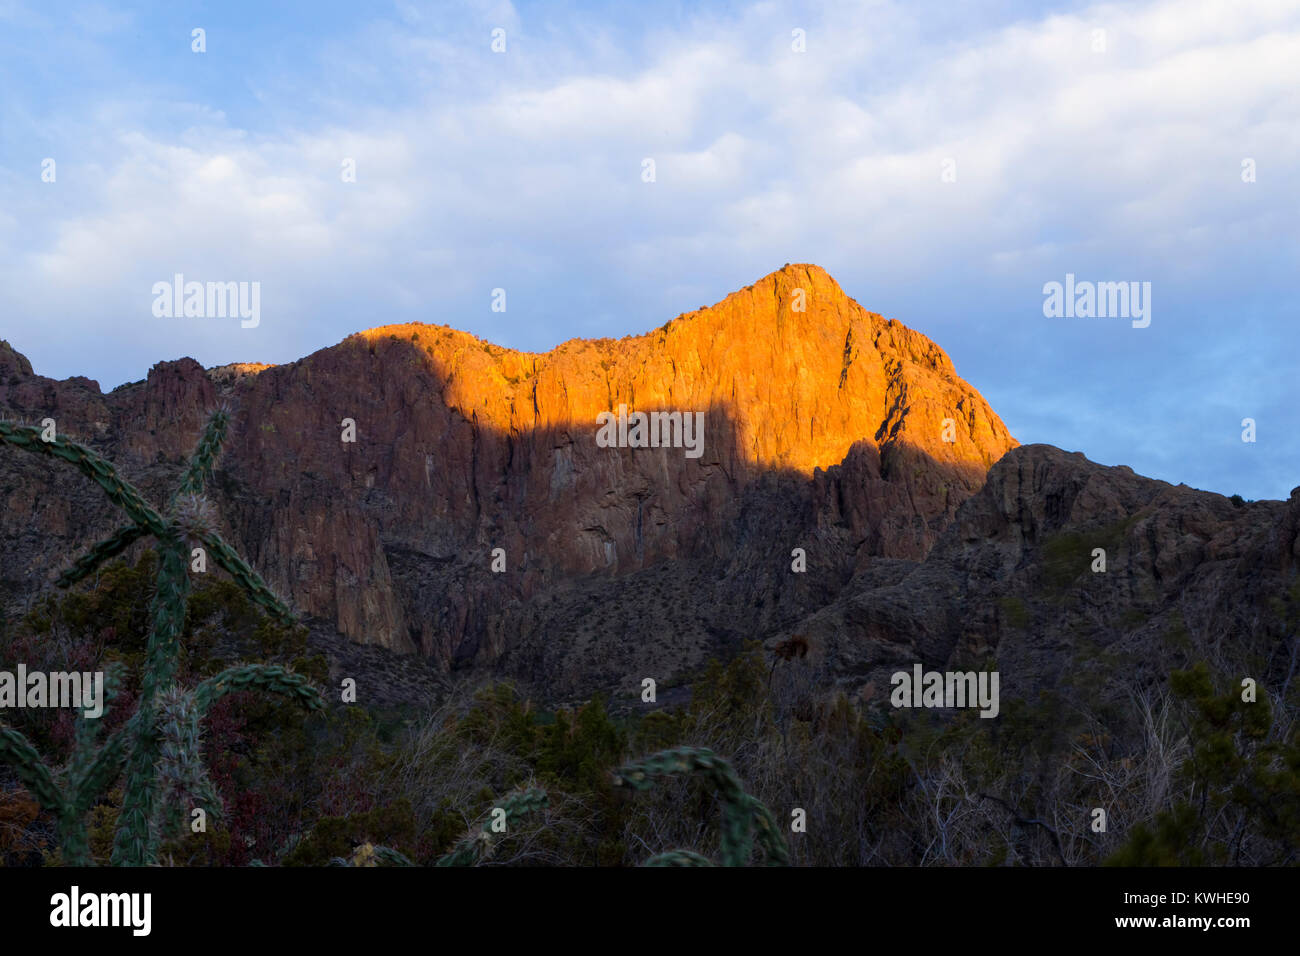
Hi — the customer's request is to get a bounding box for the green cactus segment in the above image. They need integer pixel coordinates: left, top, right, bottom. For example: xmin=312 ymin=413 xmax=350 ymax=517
xmin=0 ymin=725 xmax=64 ymax=815
xmin=149 ymin=667 xmax=323 ymax=849
xmin=370 ymin=845 xmax=417 ymax=867
xmin=434 ymin=788 xmax=550 ymax=867
xmin=644 ymin=850 xmax=716 ymax=866
xmin=176 ymin=406 xmax=230 ymax=496
xmin=193 ymin=664 xmax=324 ymax=715
xmin=355 ymin=788 xmax=549 ymax=868
xmin=69 ymin=663 xmax=126 ymax=796
xmin=0 ymin=423 xmax=168 ymax=537
xmin=56 ymin=524 xmax=149 ymax=587
xmin=613 ymin=746 xmax=791 ymax=867
xmin=192 ymin=530 xmax=295 ymax=625
xmin=73 ymin=727 xmax=128 ymax=820
xmin=153 ymin=687 xmax=224 ymax=842
xmin=0 ymin=724 xmax=97 ymax=865
xmin=744 ymin=794 xmax=790 ymax=867
xmin=112 ymin=537 xmax=191 ymax=867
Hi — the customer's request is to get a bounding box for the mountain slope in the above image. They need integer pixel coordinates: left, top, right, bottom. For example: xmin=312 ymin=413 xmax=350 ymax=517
xmin=790 ymin=443 xmax=1300 ymax=715
xmin=0 ymin=265 xmax=1016 ymax=699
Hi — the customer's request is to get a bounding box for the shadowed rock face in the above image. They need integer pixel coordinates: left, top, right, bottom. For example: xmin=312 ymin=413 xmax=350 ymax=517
xmin=0 ymin=265 xmax=1016 ymax=697
xmin=793 ymin=444 xmax=1300 ymax=716
xmin=2 ymin=266 xmax=1295 ymax=708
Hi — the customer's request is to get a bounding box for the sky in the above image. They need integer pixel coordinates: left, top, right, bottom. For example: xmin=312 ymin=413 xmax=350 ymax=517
xmin=0 ymin=0 xmax=1296 ymax=500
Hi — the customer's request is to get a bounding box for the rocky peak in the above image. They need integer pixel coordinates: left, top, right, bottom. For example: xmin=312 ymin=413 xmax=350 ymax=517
xmin=1 ymin=265 xmax=1020 ymax=689
xmin=0 ymin=341 xmax=34 ymax=381
xmin=355 ymin=262 xmax=1015 ymax=478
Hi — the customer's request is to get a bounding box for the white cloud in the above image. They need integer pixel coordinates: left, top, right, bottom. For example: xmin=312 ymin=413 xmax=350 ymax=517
xmin=0 ymin=0 xmax=1296 ymax=412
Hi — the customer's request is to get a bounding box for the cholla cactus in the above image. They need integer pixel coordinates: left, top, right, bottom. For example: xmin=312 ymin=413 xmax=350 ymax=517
xmin=0 ymin=408 xmax=321 ymax=866
xmin=152 ymin=686 xmax=223 ymax=844
xmin=347 ymin=787 xmax=550 ymax=867
xmin=434 ymin=788 xmax=549 ymax=866
xmin=613 ymin=746 xmax=790 ymax=866
xmin=346 ymin=749 xmax=785 ymax=869
xmin=0 ymin=664 xmax=126 ymax=865
xmin=154 ymin=662 xmax=323 ymax=843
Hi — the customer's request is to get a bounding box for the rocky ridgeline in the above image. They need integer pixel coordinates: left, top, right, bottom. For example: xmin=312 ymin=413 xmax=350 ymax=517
xmin=3 ymin=265 xmax=1294 ymax=709
xmin=796 ymin=444 xmax=1300 ymax=711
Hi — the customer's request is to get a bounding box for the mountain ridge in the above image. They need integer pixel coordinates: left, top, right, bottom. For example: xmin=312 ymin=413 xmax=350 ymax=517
xmin=2 ymin=265 xmax=1292 ymax=712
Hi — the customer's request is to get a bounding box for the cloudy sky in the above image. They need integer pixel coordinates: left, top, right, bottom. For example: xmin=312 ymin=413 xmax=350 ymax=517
xmin=1 ymin=0 xmax=1296 ymax=499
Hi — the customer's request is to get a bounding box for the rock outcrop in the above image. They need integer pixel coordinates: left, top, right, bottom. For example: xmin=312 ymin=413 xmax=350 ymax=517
xmin=0 ymin=265 xmax=1016 ymax=698
xmin=789 ymin=444 xmax=1300 ymax=713
xmin=15 ymin=265 xmax=1291 ymax=714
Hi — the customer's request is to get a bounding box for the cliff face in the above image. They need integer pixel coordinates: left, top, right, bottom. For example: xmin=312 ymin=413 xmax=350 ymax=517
xmin=2 ymin=266 xmax=1295 ymax=709
xmin=0 ymin=265 xmax=1016 ymax=687
xmin=791 ymin=444 xmax=1300 ymax=714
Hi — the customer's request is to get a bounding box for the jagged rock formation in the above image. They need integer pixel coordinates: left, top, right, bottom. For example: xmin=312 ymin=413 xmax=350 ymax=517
xmin=792 ymin=444 xmax=1300 ymax=713
xmin=0 ymin=266 xmax=1014 ymax=694
xmin=4 ymin=264 xmax=1292 ymax=710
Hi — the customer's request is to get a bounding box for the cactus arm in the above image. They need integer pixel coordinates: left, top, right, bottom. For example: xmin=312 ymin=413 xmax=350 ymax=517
xmin=68 ymin=662 xmax=126 ymax=802
xmin=151 ymin=662 xmax=323 ymax=847
xmin=644 ymin=850 xmax=716 ymax=866
xmin=176 ymin=406 xmax=230 ymax=496
xmin=344 ymin=790 xmax=548 ymax=868
xmin=153 ymin=687 xmax=224 ymax=842
xmin=371 ymin=845 xmax=416 ymax=866
xmin=745 ymin=794 xmax=791 ymax=866
xmin=0 ymin=423 xmax=168 ymax=537
xmin=56 ymin=524 xmax=150 ymax=588
xmin=178 ymin=408 xmax=295 ymax=625
xmin=435 ymin=788 xmax=549 ymax=866
xmin=350 ymin=844 xmax=416 ymax=867
xmin=73 ymin=725 xmax=128 ymax=813
xmin=0 ymin=725 xmax=64 ymax=813
xmin=57 ymin=406 xmax=232 ymax=586
xmin=112 ymin=713 xmax=159 ymax=866
xmin=0 ymin=725 xmax=93 ymax=864
xmin=613 ymin=746 xmax=790 ymax=867
xmin=192 ymin=529 xmax=295 ymax=625
xmin=192 ymin=664 xmax=323 ymax=716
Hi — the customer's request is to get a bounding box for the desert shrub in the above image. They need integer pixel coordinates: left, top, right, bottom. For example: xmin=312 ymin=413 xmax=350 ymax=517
xmin=1107 ymin=659 xmax=1299 ymax=865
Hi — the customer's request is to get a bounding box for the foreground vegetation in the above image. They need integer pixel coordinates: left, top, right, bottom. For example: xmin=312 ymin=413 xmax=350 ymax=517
xmin=1 ymin=548 xmax=1296 ymax=866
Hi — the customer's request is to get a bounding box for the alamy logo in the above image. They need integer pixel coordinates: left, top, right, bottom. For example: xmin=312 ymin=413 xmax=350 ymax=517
xmin=890 ymin=664 xmax=1000 ymax=718
xmin=595 ymin=404 xmax=705 ymax=459
xmin=151 ymin=274 xmax=261 ymax=328
xmin=1042 ymin=273 xmax=1151 ymax=328
xmin=0 ymin=666 xmax=104 ymax=718
xmin=50 ymin=886 xmax=151 ymax=936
